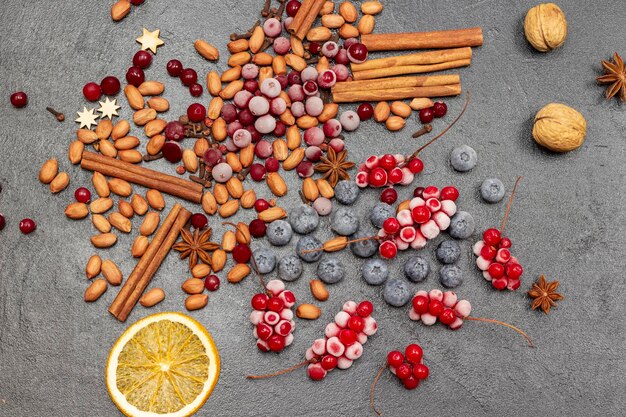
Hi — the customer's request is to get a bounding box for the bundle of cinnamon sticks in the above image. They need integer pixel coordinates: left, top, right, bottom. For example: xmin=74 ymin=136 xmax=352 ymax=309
xmin=289 ymin=0 xmax=326 ymax=40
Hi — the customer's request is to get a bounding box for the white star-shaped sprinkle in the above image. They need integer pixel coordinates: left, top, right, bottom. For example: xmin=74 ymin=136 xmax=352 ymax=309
xmin=97 ymin=97 xmax=121 ymax=120
xmin=75 ymin=107 xmax=99 ymax=129
xmin=136 ymin=28 xmax=164 ymax=54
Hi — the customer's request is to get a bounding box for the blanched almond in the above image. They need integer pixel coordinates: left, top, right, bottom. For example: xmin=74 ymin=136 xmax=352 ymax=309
xmin=92 ymin=214 xmax=111 ymax=233
xmin=306 ymin=26 xmax=332 ymax=42
xmin=361 ymin=1 xmax=384 ymax=15
xmin=285 ymin=54 xmax=307 ymax=71
xmin=90 ymin=197 xmax=114 ymax=214
xmin=296 ymin=303 xmax=321 ymax=319
xmin=219 ymin=80 xmax=244 ymax=99
xmin=226 ymin=177 xmax=243 ymax=199
xmin=140 ymin=212 xmax=160 ymax=236
xmin=86 ymin=255 xmax=102 ymax=279
xmin=84 ymin=279 xmax=107 ymax=302
xmin=65 ymin=202 xmax=89 ymax=219
xmin=50 ymin=172 xmax=70 ymax=193
xmin=182 ymin=278 xmax=205 ymax=294
xmin=39 ymin=158 xmax=58 ymax=184
xmin=211 ymin=118 xmax=227 ymax=141
xmin=386 ymin=116 xmax=406 ymax=131
xmin=221 ymin=65 xmax=242 ymax=82
xmin=138 ymin=81 xmax=165 ymax=96
xmin=139 ymin=288 xmax=165 ymax=307
xmin=296 ymin=115 xmax=318 ymax=129
xmin=90 ymin=233 xmax=117 ymax=248
xmin=226 ymin=152 xmax=243 ymax=172
xmin=227 ymin=52 xmax=251 ymax=67
xmin=338 ymin=24 xmax=360 ymax=39
xmin=108 ymin=178 xmax=132 ymax=197
xmin=320 ymin=0 xmax=334 ymax=14
xmin=283 ymin=148 xmax=305 ymax=170
xmin=185 ymin=294 xmax=208 ymax=311
xmin=213 ymin=184 xmax=229 ymax=204
xmin=258 ymin=66 xmax=274 ymax=84
xmin=286 ymin=125 xmax=302 ymax=149
xmin=252 ymin=52 xmax=273 ymax=66
xmin=108 ymin=212 xmax=132 ymax=233
xmin=124 ymin=85 xmax=144 ymax=110
xmin=302 ymin=178 xmax=319 ymax=201
xmin=114 ymin=136 xmax=140 ymax=150
xmin=131 ymin=235 xmax=149 ymax=257
xmin=249 ymin=26 xmax=265 ymax=53
xmin=68 ymin=140 xmax=84 ymax=164
xmin=316 ymin=179 xmax=335 ymax=199
xmin=409 ymin=98 xmax=435 ymax=111
xmin=146 ymin=189 xmax=165 ymax=210
xmin=290 ymin=35 xmax=305 ymax=57
xmin=272 ymin=139 xmax=289 ymax=161
xmin=390 ymin=101 xmax=412 ymax=118
xmin=272 ymin=55 xmax=286 ymax=75
xmin=374 ymin=101 xmax=391 ymax=122
xmin=357 ymin=14 xmax=375 ymax=35
xmin=322 ymin=14 xmax=345 ymax=28
xmin=239 ymin=144 xmax=255 ymax=167
xmin=92 ymin=172 xmax=110 ymax=197
xmin=207 ymin=97 xmax=224 ymax=120
xmin=98 ymin=139 xmax=117 ymax=158
xmin=194 ymin=138 xmax=210 ymax=157
xmin=228 ymin=38 xmax=249 ymax=54
xmin=119 ymin=150 xmax=142 ymax=164
xmin=101 ymin=259 xmax=122 ymax=286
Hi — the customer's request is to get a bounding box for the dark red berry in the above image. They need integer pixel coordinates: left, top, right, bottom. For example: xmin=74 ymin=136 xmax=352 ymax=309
xmin=74 ymin=187 xmax=91 ymax=203
xmin=187 ymin=103 xmax=206 ymax=123
xmin=428 ymin=300 xmax=444 ymax=317
xmin=0 ymin=213 xmax=6 ymax=231
xmin=412 ymin=295 xmax=429 ymax=314
xmin=204 ymin=275 xmax=220 ymax=291
xmin=19 ymin=218 xmax=36 ymax=234
xmin=347 ymin=316 xmax=365 ymax=332
xmin=180 ymin=68 xmax=198 ymax=86
xmin=189 ymin=83 xmax=203 ymax=97
xmin=433 ymin=101 xmax=447 ymax=118
xmin=419 ymin=108 xmax=434 ymax=123
xmin=308 ymin=41 xmax=321 ymax=55
xmin=403 ymin=376 xmax=419 ymax=390
xmin=413 ymin=363 xmax=429 ymax=380
xmin=285 ymin=0 xmax=301 ymax=17
xmin=129 ymin=0 xmax=145 ymax=5
xmin=232 ymin=244 xmax=252 ymax=264
xmin=357 ymin=103 xmax=374 ymax=121
xmin=338 ymin=329 xmax=357 ymax=346
xmin=166 ymin=59 xmax=183 ymax=77
xmin=161 ymin=141 xmax=183 ymax=163
xmin=10 ymin=92 xmax=28 ymax=108
xmin=265 ymin=157 xmax=280 ymax=172
xmin=380 ymin=187 xmax=398 ymax=204
xmin=190 ymin=213 xmax=208 ymax=229
xmin=440 ymin=186 xmax=459 ymax=201
xmin=408 ymin=158 xmax=424 ymax=174
xmin=125 ymin=66 xmax=145 ymax=87
xmin=379 ymin=154 xmax=396 ymax=171
xmin=254 ymin=199 xmax=270 ymax=212
xmin=100 ymin=76 xmax=121 ymax=96
xmin=413 ymin=186 xmax=425 ymax=198
xmin=82 ymin=82 xmax=102 ymax=101
xmin=249 ymin=219 xmax=267 ymax=238
xmin=164 ymin=121 xmax=186 ymax=141
xmin=256 ymin=323 xmax=273 ymax=340
xmin=132 ymin=50 xmax=152 ymax=68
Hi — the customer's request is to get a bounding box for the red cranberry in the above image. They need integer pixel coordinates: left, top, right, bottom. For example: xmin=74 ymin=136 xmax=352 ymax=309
xmin=133 ymin=50 xmax=152 ymax=68
xmin=356 ymin=103 xmax=374 ymax=121
xmin=246 ymin=125 xmax=262 ymax=142
xmin=369 ymin=167 xmax=388 ymax=187
xmin=338 ymin=329 xmax=357 ymax=346
xmin=500 ymin=237 xmax=512 ymax=248
xmin=189 ymin=83 xmax=203 ymax=97
xmin=388 ymin=167 xmax=403 ymax=184
xmin=356 ymin=300 xmax=374 ymax=317
xmin=403 ymin=376 xmax=419 ymax=390
xmin=251 ymin=293 xmax=269 ymax=310
xmin=10 ymin=92 xmax=28 ymax=108
xmin=125 ymin=66 xmax=145 ymax=87
xmin=238 ymin=108 xmax=255 ymax=126
xmin=191 ymin=213 xmax=208 ymax=229
xmin=380 ymin=188 xmax=398 ymax=204
xmin=440 ymin=186 xmax=459 ymax=201
xmin=267 ymin=335 xmax=286 ymax=352
xmin=411 ymin=206 xmax=431 ymax=224
xmin=506 ymin=263 xmax=523 ymax=280
xmin=0 ymin=213 xmax=4 ymax=231
xmin=287 ymin=70 xmax=302 ymax=85
xmin=383 ymin=217 xmax=400 ymax=234
xmin=321 ymin=355 xmax=338 ymax=370
xmin=100 ymin=76 xmax=121 ymax=96
xmin=19 ymin=218 xmax=36 ymax=234
xmin=387 ymin=351 xmax=404 ymax=367
xmin=232 ymin=244 xmax=252 ymax=263
xmin=275 ymin=74 xmax=288 ymax=89
xmin=408 ymin=158 xmax=424 ymax=174
xmin=180 ymin=68 xmax=198 ymax=86
xmin=74 ymin=187 xmax=91 ymax=203
xmin=296 ymin=161 xmax=314 ymax=178
xmin=347 ymin=316 xmax=365 ymax=332
xmin=267 ymin=297 xmax=284 ymax=312
xmin=187 ymin=103 xmax=206 ymax=123
xmin=82 ymin=82 xmax=102 ymax=101
xmin=265 ymin=157 xmax=279 ymax=172
xmin=162 ymin=141 xmax=183 ymax=163
xmin=203 ymin=148 xmax=223 ymax=167
xmin=488 ymin=262 xmax=505 ymax=279
xmin=433 ymin=101 xmax=448 ymax=118
xmin=273 ymin=121 xmax=286 ymax=137
xmin=419 ymin=108 xmax=435 ymax=124
xmin=309 ymin=41 xmax=321 ymax=55
xmin=166 ymin=59 xmax=183 ymax=77
xmin=439 ymin=308 xmax=456 ymax=325
xmin=285 ymin=0 xmax=301 ymax=17
xmin=413 ymin=186 xmax=425 ymax=198
xmin=244 ymin=79 xmax=259 ymax=92
xmin=405 ymin=344 xmax=423 ymax=364
xmin=129 ymin=0 xmax=145 ymax=4
xmin=347 ymin=43 xmax=368 ymax=63
xmin=428 ymin=300 xmax=444 ymax=316
xmin=204 ymin=275 xmax=220 ymax=291
xmin=164 ymin=121 xmax=186 ymax=141
xmin=250 ymin=163 xmax=266 ymax=181
xmin=254 ymin=199 xmax=270 ymax=212
xmin=249 ymin=219 xmax=267 ymax=237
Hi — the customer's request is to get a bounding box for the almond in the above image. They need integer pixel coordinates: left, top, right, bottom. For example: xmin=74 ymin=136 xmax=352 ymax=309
xmin=77 ymin=129 xmax=99 ymax=144
xmin=137 ymin=80 xmax=164 ymax=96
xmin=357 ymin=14 xmax=375 ymax=35
xmin=386 ymin=116 xmax=406 ymax=131
xmin=226 ymin=177 xmax=244 ymax=199
xmin=239 ymin=144 xmax=255 ymax=168
xmin=86 ymin=255 xmax=102 ymax=279
xmin=272 ymin=55 xmax=287 ymax=75
xmin=131 ymin=235 xmax=149 ymax=258
xmin=84 ymin=279 xmax=107 ymax=302
xmin=279 ymin=109 xmax=296 ymax=126
xmin=234 ymin=222 xmax=251 ymax=244
xmin=302 ymin=178 xmax=319 ymax=201
xmin=285 ymin=54 xmax=307 ymax=71
xmin=290 ymin=35 xmax=305 ymax=57
xmin=361 ymin=1 xmax=384 ymax=15
xmin=310 ymin=280 xmax=329 ymax=301
xmin=227 ymin=264 xmax=250 ymax=283
xmin=296 ymin=115 xmax=319 ymax=129
xmin=391 ymin=101 xmax=412 ymax=118
xmin=258 ymin=67 xmax=274 ymax=84
xmin=91 ymin=233 xmax=117 ymax=248
xmin=195 ymin=39 xmax=219 ymax=61
xmin=296 ymin=303 xmax=321 ymax=319
xmin=374 ymin=101 xmax=391 ymax=122
xmin=227 ymin=52 xmax=251 ymax=67
xmin=226 ymin=152 xmax=243 ymax=172
xmin=90 ymin=197 xmax=114 ymax=214
xmin=124 ymin=85 xmax=144 ymax=110
xmin=228 ymin=38 xmax=249 ymax=54
xmin=192 ymin=264 xmax=211 ymax=279
xmin=114 ymin=136 xmax=140 ymax=150
xmin=339 ymin=23 xmax=360 ymax=39
xmin=219 ymin=80 xmax=244 ymax=100
xmin=266 ymin=172 xmax=287 ymax=197
xmin=118 ymin=200 xmax=134 ymax=218
xmin=185 ymin=294 xmax=208 ymax=311
xmin=118 ymin=149 xmax=142 ymax=163
xmin=320 ymin=0 xmax=334 ymax=14
xmin=111 ymin=0 xmax=131 ymax=21
xmin=50 ymin=172 xmax=70 ymax=193
xmin=258 ymin=206 xmax=287 ymax=222
xmin=201 ymin=192 xmax=217 ymax=215
xmin=96 ymin=119 xmax=113 ymax=140
xmin=146 ymin=189 xmax=165 ymax=210
xmin=249 ymin=26 xmax=265 ymax=53
xmin=339 ymin=1 xmax=358 ymax=22
xmin=140 ymin=212 xmax=160 ymax=236
xmin=240 ymin=189 xmax=257 ymax=209
xmin=221 ymin=65 xmax=242 ymax=82
xmin=207 ymin=97 xmax=224 ymax=120
xmin=92 ymin=214 xmax=112 ymax=233
xmin=318 ymin=103 xmax=339 ymax=123
xmin=322 ymin=14 xmax=345 ymax=28
xmin=211 ymin=118 xmax=227 ymax=141
xmin=183 ymin=149 xmax=198 ymax=173
xmin=146 ymin=134 xmax=165 ymax=155
xmin=112 ymin=120 xmax=131 ymax=139
xmin=409 ymin=98 xmax=435 ymax=111
xmin=147 ymin=97 xmax=170 ymax=112
xmin=272 ymin=139 xmax=289 ymax=161
xmin=316 ymin=179 xmax=335 ymax=199
xmin=283 ymin=148 xmax=305 ymax=170
xmin=144 ymin=119 xmax=167 ymax=137
xmin=65 ymin=202 xmax=89 ymax=220
xmin=306 ymin=26 xmax=332 ymax=42
xmin=68 ymin=140 xmax=84 ymax=165
xmin=213 ymin=184 xmax=229 ymax=204
xmin=39 ymin=158 xmax=58 ymax=184
xmin=133 ymin=108 xmax=157 ymax=126
xmin=139 ymin=288 xmax=165 ymax=307
xmin=252 ymin=52 xmax=273 ymax=66
xmin=221 ymin=230 xmax=237 ymax=252
xmin=102 ymin=259 xmax=122 ymax=286
xmin=286 ymin=125 xmax=302 ymax=149
xmin=212 ymin=249 xmax=227 ymax=272
xmin=131 ymin=194 xmax=149 ymax=215
xmin=182 ymin=278 xmax=205 ymax=295
xmin=219 ymin=199 xmax=239 ymax=218
xmin=98 ymin=139 xmax=117 ymax=158
xmin=194 ymin=138 xmax=210 ymax=157
xmin=207 ymin=71 xmax=222 ymax=96
xmin=109 ymin=212 xmax=132 ymax=233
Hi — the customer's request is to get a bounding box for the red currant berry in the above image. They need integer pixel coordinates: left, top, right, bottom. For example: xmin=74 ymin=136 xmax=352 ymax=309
xmin=357 ymin=103 xmax=374 ymax=121
xmin=506 ymin=263 xmax=523 ymax=280
xmin=483 ymin=228 xmax=501 ymax=246
xmin=189 ymin=83 xmax=203 ymax=97
xmin=338 ymin=329 xmax=357 ymax=346
xmin=19 ymin=218 xmax=36 ymax=234
xmin=267 ymin=334 xmax=286 ymax=352
xmin=254 ymin=199 xmax=270 ymax=212
xmin=492 ymin=277 xmax=507 ymax=290
xmin=256 ymin=323 xmax=273 ymax=341
xmin=411 ymin=206 xmax=431 ymax=224
xmin=387 ymin=351 xmax=404 ymax=367
xmin=499 ymin=237 xmax=512 ymax=248
xmin=369 ymin=167 xmax=388 ymax=187
xmin=125 ymin=66 xmax=145 ymax=87
xmin=249 ymin=219 xmax=267 ymax=238
xmin=433 ymin=101 xmax=447 ymax=118
xmin=383 ymin=217 xmax=400 ymax=234
xmin=347 ymin=316 xmax=365 ymax=332
xmin=413 ymin=186 xmax=425 ymax=198
xmin=428 ymin=299 xmax=444 ymax=317
xmin=321 ymin=354 xmax=338 ymax=370
xmin=82 ymin=82 xmax=102 ymax=101
xmin=74 ymin=187 xmax=91 ymax=203
xmin=440 ymin=186 xmax=459 ymax=201
xmin=285 ymin=0 xmax=301 ymax=17
xmin=100 ymin=76 xmax=121 ymax=96
xmin=408 ymin=158 xmax=424 ymax=174
xmin=403 ymin=376 xmax=419 ymax=390
xmin=379 ymin=240 xmax=397 ymax=259
xmin=308 ymin=364 xmax=326 ymax=380
xmin=10 ymin=92 xmax=28 ymax=108
xmin=488 ymin=262 xmax=505 ymax=279
xmin=480 ymin=244 xmax=497 ymax=260
xmin=412 ymin=295 xmax=429 ymax=314
xmin=187 ymin=103 xmax=206 ymax=123
xmin=439 ymin=308 xmax=456 ymax=325
xmin=395 ymin=363 xmax=412 ymax=380
xmin=251 ymin=293 xmax=269 ymax=310
xmin=405 ymin=344 xmax=423 ymax=364
xmin=166 ymin=59 xmax=183 ymax=77
xmin=379 ymin=154 xmax=396 ymax=171
xmin=267 ymin=296 xmax=285 ymax=312
xmin=132 ymin=50 xmax=152 ymax=68
xmin=388 ymin=167 xmax=403 ymax=184
xmin=232 ymin=244 xmax=252 ymax=264
xmin=419 ymin=108 xmax=434 ymax=123
xmin=356 ymin=300 xmax=374 ymax=317
xmin=380 ymin=188 xmax=398 ymax=205
xmin=190 ymin=213 xmax=208 ymax=229
xmin=204 ymin=275 xmax=220 ymax=291
xmin=180 ymin=68 xmax=198 ymax=86
xmin=413 ymin=363 xmax=429 ymax=380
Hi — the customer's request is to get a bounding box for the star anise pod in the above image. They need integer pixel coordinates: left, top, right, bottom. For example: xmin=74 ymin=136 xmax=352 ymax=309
xmin=528 ymin=275 xmax=564 ymax=314
xmin=314 ymin=147 xmax=355 ymax=187
xmin=173 ymin=227 xmax=220 ymax=270
xmin=597 ymin=52 xmax=626 ymax=102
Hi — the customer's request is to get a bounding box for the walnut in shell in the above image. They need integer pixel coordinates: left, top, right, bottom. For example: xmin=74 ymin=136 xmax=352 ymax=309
xmin=532 ymin=103 xmax=586 ymax=152
xmin=524 ymin=3 xmax=567 ymax=52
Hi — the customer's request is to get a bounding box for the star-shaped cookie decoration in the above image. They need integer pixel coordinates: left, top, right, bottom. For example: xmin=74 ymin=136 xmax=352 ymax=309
xmin=136 ymin=28 xmax=164 ymax=54
xmin=97 ymin=97 xmax=121 ymax=120
xmin=75 ymin=107 xmax=99 ymax=129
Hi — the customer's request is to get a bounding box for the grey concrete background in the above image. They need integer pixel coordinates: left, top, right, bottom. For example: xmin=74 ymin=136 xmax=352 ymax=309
xmin=1 ymin=0 xmax=625 ymax=416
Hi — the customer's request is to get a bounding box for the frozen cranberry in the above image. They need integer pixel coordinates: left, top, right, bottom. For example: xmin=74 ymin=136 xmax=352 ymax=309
xmin=125 ymin=66 xmax=145 ymax=87
xmin=232 ymin=244 xmax=252 ymax=264
xmin=255 ymin=140 xmax=273 ymax=159
xmin=287 ymin=70 xmax=302 ymax=85
xmin=433 ymin=101 xmax=448 ymax=118
xmin=133 ymin=50 xmax=152 ymax=68
xmin=328 ymin=138 xmax=344 ymax=153
xmin=357 ymin=103 xmax=374 ymax=121
xmin=246 ymin=125 xmax=262 ymax=142
xmin=334 ymin=48 xmax=349 ymax=65
xmin=244 ymin=79 xmax=259 ymax=93
xmin=203 ymin=148 xmax=223 ymax=167
xmin=419 ymin=108 xmax=435 ymax=124
xmin=249 ymin=219 xmax=267 ymax=238
xmin=164 ymin=121 xmax=186 ymax=141
xmin=285 ymin=0 xmax=301 ymax=17
xmin=191 ymin=213 xmax=208 ymax=230
xmin=166 ymin=59 xmax=183 ymax=77
xmin=189 ymin=83 xmax=203 ymax=97
xmin=273 ymin=121 xmax=286 ymax=137
xmin=204 ymin=275 xmax=220 ymax=291
xmin=265 ymin=157 xmax=279 ymax=172
xmin=180 ymin=68 xmax=198 ymax=86
xmin=322 ymin=119 xmax=342 ymax=138
xmin=82 ymin=82 xmax=102 ymax=101
xmin=380 ymin=188 xmax=398 ymax=204
xmin=296 ymin=161 xmax=314 ymax=177
xmin=162 ymin=141 xmax=183 ymax=163
xmin=331 ymin=64 xmax=350 ymax=82
xmin=250 ymin=163 xmax=266 ymax=181
xmin=10 ymin=92 xmax=28 ymax=108
xmin=347 ymin=43 xmax=368 ymax=63
xmin=100 ymin=76 xmax=121 ymax=96
xmin=187 ymin=103 xmax=206 ymax=123
xmin=19 ymin=218 xmax=36 ymax=234
xmin=238 ymin=108 xmax=255 ymax=126
xmin=303 ymin=80 xmax=318 ymax=96
xmin=321 ymin=41 xmax=339 ymax=58
xmin=273 ymin=37 xmax=291 ymax=55
xmin=309 ymin=41 xmax=321 ymax=55
xmin=305 ymin=146 xmax=322 ymax=161
xmin=74 ymin=187 xmax=91 ymax=203
xmin=321 ymin=355 xmax=338 ymax=370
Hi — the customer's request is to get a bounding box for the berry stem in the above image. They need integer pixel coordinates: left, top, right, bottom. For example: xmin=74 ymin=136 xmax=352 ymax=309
xmin=250 ymin=255 xmax=270 ymax=294
xmin=299 ymin=235 xmax=379 ymax=254
xmin=409 ymin=91 xmax=471 ymax=159
xmin=499 ymin=176 xmax=523 ymax=233
xmin=370 ymin=363 xmax=388 ymax=416
xmin=246 ymin=359 xmax=313 ymax=379
xmin=465 ymin=316 xmax=534 ymax=347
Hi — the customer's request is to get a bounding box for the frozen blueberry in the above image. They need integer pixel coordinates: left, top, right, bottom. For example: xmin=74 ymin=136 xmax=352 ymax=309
xmin=331 ymin=207 xmax=359 ymax=236
xmin=266 ymin=220 xmax=293 ymax=246
xmin=277 ymin=255 xmax=303 ymax=282
xmin=334 ymin=180 xmax=360 ymax=205
xmin=480 ymin=178 xmax=505 ymax=203
xmin=439 ymin=265 xmax=464 ymax=288
xmin=349 ymin=229 xmax=378 ymax=258
xmin=448 ymin=211 xmax=475 ymax=239
xmin=289 ymin=204 xmax=319 ymax=234
xmin=296 ymin=235 xmax=323 ymax=263
xmin=436 ymin=240 xmax=461 ymax=264
xmin=370 ymin=202 xmax=395 ymax=228
xmin=383 ymin=278 xmax=411 ymax=307
xmin=317 ymin=257 xmax=345 ymax=284
xmin=362 ymin=259 xmax=389 ymax=286
xmin=450 ymin=145 xmax=477 ymax=172
xmin=404 ymin=256 xmax=430 ymax=282
xmin=252 ymin=247 xmax=277 ymax=274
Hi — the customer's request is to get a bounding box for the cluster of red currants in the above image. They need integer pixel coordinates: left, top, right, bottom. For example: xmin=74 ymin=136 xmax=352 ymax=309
xmin=249 ymin=280 xmax=296 ymax=352
xmin=166 ymin=59 xmax=204 ymax=97
xmin=377 ymin=185 xmax=459 ymax=259
xmin=305 ymin=301 xmax=377 ymax=380
xmin=408 ymin=289 xmax=472 ymax=330
xmin=356 ymin=153 xmax=422 ymax=192
xmin=386 ymin=344 xmax=430 ymax=390
xmin=473 ymin=228 xmax=523 ymax=291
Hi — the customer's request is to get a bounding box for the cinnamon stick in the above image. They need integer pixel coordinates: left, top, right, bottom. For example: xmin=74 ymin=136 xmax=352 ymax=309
xmin=351 ymin=47 xmax=472 ymax=72
xmin=361 ymin=27 xmax=484 ymax=51
xmin=332 ymin=84 xmax=462 ymax=103
xmin=109 ymin=204 xmax=182 ymax=320
xmin=289 ymin=0 xmax=325 ymax=40
xmin=352 ymin=59 xmax=472 ymax=81
xmin=332 ymin=75 xmax=461 ymax=94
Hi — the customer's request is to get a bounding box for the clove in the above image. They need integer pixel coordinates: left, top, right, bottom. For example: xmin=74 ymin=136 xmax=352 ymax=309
xmin=412 ymin=124 xmax=432 ymax=138
xmin=261 ymin=0 xmax=272 ymax=16
xmin=269 ymin=0 xmax=286 ymax=19
xmin=230 ymin=20 xmax=261 ymax=41
xmin=46 ymin=107 xmax=65 ymax=122
xmin=190 ymin=175 xmax=212 ymax=188
xmin=260 ymin=37 xmax=274 ymax=52
xmin=143 ymin=153 xmax=163 ymax=162
xmin=236 ymin=168 xmax=250 ymax=181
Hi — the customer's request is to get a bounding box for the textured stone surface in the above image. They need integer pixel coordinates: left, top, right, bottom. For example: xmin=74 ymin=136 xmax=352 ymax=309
xmin=1 ymin=1 xmax=625 ymax=416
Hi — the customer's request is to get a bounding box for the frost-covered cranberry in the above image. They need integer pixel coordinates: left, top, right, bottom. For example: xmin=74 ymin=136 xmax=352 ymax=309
xmin=321 ymin=41 xmax=339 ymax=58
xmin=328 ymin=138 xmax=345 ymax=153
xmin=233 ymin=129 xmax=252 ymax=148
xmin=249 ymin=96 xmax=270 ymax=116
xmin=331 ymin=64 xmax=349 ymax=82
xmin=237 ymin=108 xmax=254 ymax=126
xmin=164 ymin=121 xmax=186 ymax=141
xmin=305 ymin=146 xmax=322 ymax=161
xmin=287 ymin=70 xmax=302 ymax=85
xmin=317 ymin=70 xmax=337 ymax=89
xmin=291 ymin=101 xmax=305 ymax=117
xmin=265 ymin=157 xmax=280 ymax=172
xmin=273 ymin=121 xmax=286 ymax=136
xmin=301 ymin=67 xmax=319 ymax=83
xmin=260 ymin=78 xmax=282 ymax=98
xmin=254 ymin=114 xmax=277 ymax=134
xmin=212 ymin=162 xmax=233 ymax=183
xmin=263 ymin=17 xmax=282 ymax=37
xmin=339 ymin=111 xmax=360 ymax=131
xmin=270 ymin=97 xmax=287 ymax=115
xmin=234 ymin=90 xmax=254 ymax=109
xmin=242 ymin=63 xmax=259 ymax=80
xmin=296 ymin=161 xmax=314 ymax=178
xmin=343 ymin=38 xmax=359 ymax=49
xmin=347 ymin=43 xmax=368 ymax=64
xmin=323 ymin=119 xmax=342 ymax=138
xmin=288 ymin=84 xmax=305 ymax=102
xmin=275 ymin=74 xmax=288 ymax=90
xmin=244 ymin=79 xmax=259 ymax=93
xmin=304 ymin=127 xmax=324 ymax=146
xmin=335 ymin=48 xmax=349 ymax=65
xmin=227 ymin=121 xmax=243 ymax=138
xmin=283 ymin=17 xmax=293 ymax=31
xmin=273 ymin=37 xmax=291 ymax=55
xmin=305 ymin=96 xmax=324 ymax=117
xmin=255 ymin=140 xmax=273 ymax=158
xmin=246 ymin=125 xmax=262 ymax=142
xmin=203 ymin=148 xmax=223 ymax=167
xmin=221 ymin=103 xmax=238 ymax=123
xmin=250 ymin=163 xmax=266 ymax=181
xmin=303 ymin=80 xmax=318 ymax=96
